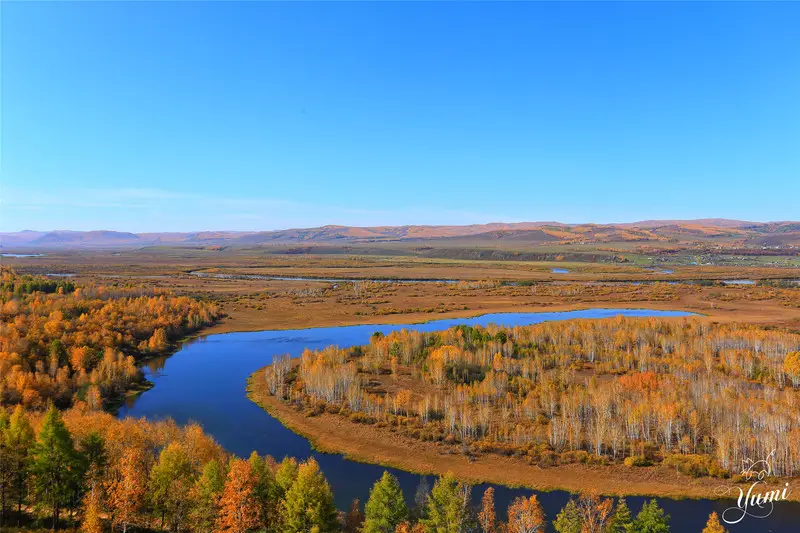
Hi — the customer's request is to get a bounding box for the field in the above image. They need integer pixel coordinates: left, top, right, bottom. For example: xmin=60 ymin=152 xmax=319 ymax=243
xmin=4 ymin=248 xmax=800 ymax=336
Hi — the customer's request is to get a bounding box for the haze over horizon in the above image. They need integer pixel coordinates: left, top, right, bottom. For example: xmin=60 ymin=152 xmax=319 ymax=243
xmin=3 ymin=2 xmax=799 ymax=232
xmin=1 ymin=217 xmax=796 ymax=237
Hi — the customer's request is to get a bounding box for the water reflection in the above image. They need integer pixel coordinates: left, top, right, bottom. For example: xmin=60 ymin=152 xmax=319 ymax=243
xmin=119 ymin=309 xmax=799 ymax=532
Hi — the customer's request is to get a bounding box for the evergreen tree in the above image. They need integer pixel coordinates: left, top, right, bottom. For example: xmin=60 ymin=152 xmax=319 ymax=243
xmin=281 ymin=458 xmax=339 ymax=533
xmin=249 ymin=451 xmax=280 ymax=532
xmin=630 ymin=500 xmax=670 ymax=533
xmin=148 ymin=442 xmax=195 ymax=531
xmin=0 ymin=409 xmax=10 ymax=526
xmin=78 ymin=431 xmax=107 ymax=525
xmin=364 ymin=471 xmax=409 ymax=533
xmin=553 ymin=499 xmax=581 ymax=533
xmin=276 ymin=456 xmax=299 ymax=496
xmin=420 ymin=473 xmax=469 ymax=533
xmin=607 ymin=499 xmax=633 ymax=533
xmin=701 ymin=512 xmax=727 ymax=533
xmin=5 ymin=405 xmax=34 ymax=522
xmin=31 ymin=405 xmax=86 ymax=528
xmin=191 ymin=459 xmax=226 ymax=532
xmin=79 ymin=432 xmax=107 ymax=478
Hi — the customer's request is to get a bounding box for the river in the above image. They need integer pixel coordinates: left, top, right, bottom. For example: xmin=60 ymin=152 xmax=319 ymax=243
xmin=119 ymin=309 xmax=799 ymax=532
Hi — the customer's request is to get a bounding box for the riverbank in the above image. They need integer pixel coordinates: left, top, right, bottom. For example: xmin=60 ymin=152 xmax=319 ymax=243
xmin=207 ymin=291 xmax=800 ymax=334
xmin=247 ymin=368 xmax=799 ymax=502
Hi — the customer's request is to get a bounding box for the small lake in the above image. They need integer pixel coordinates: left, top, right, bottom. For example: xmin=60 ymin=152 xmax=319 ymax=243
xmin=1 ymin=252 xmax=44 ymax=258
xmin=551 ymin=268 xmax=569 ymax=273
xmin=119 ymin=309 xmax=800 ymax=532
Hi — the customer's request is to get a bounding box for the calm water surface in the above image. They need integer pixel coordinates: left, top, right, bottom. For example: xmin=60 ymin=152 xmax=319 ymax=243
xmin=119 ymin=309 xmax=799 ymax=532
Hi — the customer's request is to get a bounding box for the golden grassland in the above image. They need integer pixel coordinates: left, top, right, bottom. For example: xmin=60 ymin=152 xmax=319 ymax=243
xmin=6 ymin=250 xmax=800 ymax=333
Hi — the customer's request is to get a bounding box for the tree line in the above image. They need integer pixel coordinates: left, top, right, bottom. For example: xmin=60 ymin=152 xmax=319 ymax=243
xmin=0 ymin=404 xmax=728 ymax=533
xmin=267 ymin=317 xmax=800 ymax=477
xmin=0 ymin=269 xmax=222 ymax=409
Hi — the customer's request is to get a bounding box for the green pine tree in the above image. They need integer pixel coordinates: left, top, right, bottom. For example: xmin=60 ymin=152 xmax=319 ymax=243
xmin=607 ymin=498 xmax=633 ymax=533
xmin=148 ymin=442 xmax=195 ymax=531
xmin=281 ymin=458 xmax=339 ymax=533
xmin=364 ymin=471 xmax=409 ymax=533
xmin=276 ymin=456 xmax=300 ymax=496
xmin=31 ymin=405 xmax=86 ymax=529
xmin=420 ymin=473 xmax=469 ymax=533
xmin=553 ymin=498 xmax=582 ymax=533
xmin=5 ymin=405 xmax=34 ymax=523
xmin=630 ymin=500 xmax=670 ymax=533
xmin=250 ymin=451 xmax=281 ymax=532
xmin=191 ymin=459 xmax=225 ymax=532
xmin=0 ymin=409 xmax=10 ymax=527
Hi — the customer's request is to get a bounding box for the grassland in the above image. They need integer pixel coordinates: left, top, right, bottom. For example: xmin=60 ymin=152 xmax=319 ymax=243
xmin=4 ymin=248 xmax=800 ymax=335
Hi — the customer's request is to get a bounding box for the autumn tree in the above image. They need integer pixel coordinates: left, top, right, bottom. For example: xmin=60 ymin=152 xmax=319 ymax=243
xmin=80 ymin=488 xmax=103 ymax=533
xmin=575 ymin=491 xmax=613 ymax=533
xmin=31 ymin=405 xmax=86 ymax=528
xmin=506 ymin=495 xmax=545 ymax=533
xmin=477 ymin=487 xmax=497 ymax=533
xmin=79 ymin=432 xmax=107 ymax=533
xmin=106 ymin=447 xmax=147 ymax=533
xmin=784 ymin=351 xmax=800 ymax=389
xmin=396 ymin=523 xmax=425 ymax=533
xmin=364 ymin=471 xmax=409 ymax=533
xmin=281 ymin=458 xmax=338 ymax=533
xmin=216 ymin=458 xmax=259 ymax=533
xmin=421 ymin=473 xmax=469 ymax=533
xmin=412 ymin=477 xmax=430 ymax=520
xmin=343 ymin=499 xmax=364 ymax=533
xmin=701 ymin=512 xmax=727 ymax=533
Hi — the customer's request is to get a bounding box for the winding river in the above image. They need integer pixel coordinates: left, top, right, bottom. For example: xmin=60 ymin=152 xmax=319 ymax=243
xmin=119 ymin=309 xmax=800 ymax=532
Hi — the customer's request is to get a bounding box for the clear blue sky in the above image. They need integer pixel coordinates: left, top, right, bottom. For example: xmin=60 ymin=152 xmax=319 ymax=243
xmin=2 ymin=1 xmax=798 ymax=232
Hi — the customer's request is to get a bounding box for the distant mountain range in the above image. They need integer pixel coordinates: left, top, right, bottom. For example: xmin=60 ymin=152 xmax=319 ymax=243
xmin=2 ymin=220 xmax=799 ymax=249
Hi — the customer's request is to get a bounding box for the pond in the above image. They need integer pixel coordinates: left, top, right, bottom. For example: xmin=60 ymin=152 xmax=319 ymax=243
xmin=1 ymin=252 xmax=44 ymax=257
xmin=551 ymin=268 xmax=569 ymax=273
xmin=119 ymin=309 xmax=799 ymax=532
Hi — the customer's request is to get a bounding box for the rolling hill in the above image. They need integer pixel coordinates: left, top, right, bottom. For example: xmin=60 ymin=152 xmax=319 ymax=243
xmin=1 ymin=220 xmax=798 ymax=250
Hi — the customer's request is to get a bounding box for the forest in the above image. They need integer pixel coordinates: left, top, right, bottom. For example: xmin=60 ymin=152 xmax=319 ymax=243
xmin=0 ymin=404 xmax=726 ymax=533
xmin=265 ymin=317 xmax=800 ymax=478
xmin=0 ymin=270 xmax=222 ymax=409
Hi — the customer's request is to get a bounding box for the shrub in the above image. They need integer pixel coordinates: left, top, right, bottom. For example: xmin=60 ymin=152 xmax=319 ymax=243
xmin=624 ymin=455 xmax=652 ymax=467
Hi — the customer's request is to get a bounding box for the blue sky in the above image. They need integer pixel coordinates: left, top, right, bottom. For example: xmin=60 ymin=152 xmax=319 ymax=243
xmin=2 ymin=2 xmax=798 ymax=232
